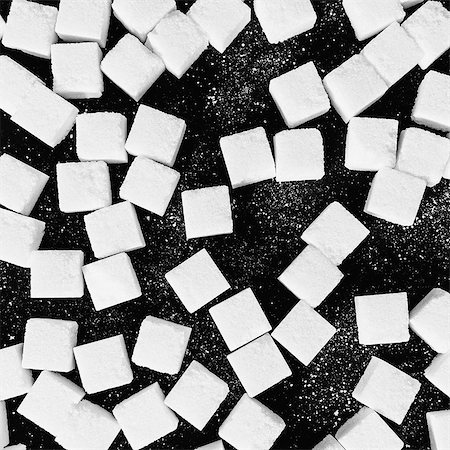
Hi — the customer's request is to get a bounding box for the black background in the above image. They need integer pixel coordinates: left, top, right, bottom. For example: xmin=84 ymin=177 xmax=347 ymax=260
xmin=0 ymin=0 xmax=449 ymax=449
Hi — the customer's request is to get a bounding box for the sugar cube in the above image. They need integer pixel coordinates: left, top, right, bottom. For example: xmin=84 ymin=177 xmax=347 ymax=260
xmin=427 ymin=410 xmax=450 ymax=450
xmin=188 ymin=0 xmax=250 ymax=53
xmin=113 ymin=383 xmax=179 ymax=450
xmin=400 ymin=0 xmax=424 ymax=7
xmin=132 ymin=315 xmax=192 ymax=375
xmin=219 ymin=394 xmax=285 ymax=450
xmin=197 ymin=441 xmax=225 ymax=450
xmin=164 ymin=360 xmax=229 ymax=430
xmin=3 ymin=0 xmax=58 ymax=59
xmin=278 ymin=245 xmax=344 ymax=308
xmin=30 ymin=250 xmax=84 ymax=298
xmin=209 ymin=288 xmax=272 ymax=351
xmin=182 ymin=186 xmax=233 ymax=239
xmin=0 ymin=15 xmax=5 ymax=40
xmin=82 ymin=252 xmax=142 ymax=311
xmin=227 ymin=333 xmax=291 ymax=397
xmin=345 ymin=117 xmax=398 ymax=171
xmin=0 ymin=401 xmax=7 ymax=448
xmin=254 ymin=0 xmax=317 ymax=44
xmin=5 ymin=445 xmax=26 ymax=450
xmin=364 ymin=168 xmax=426 ymax=226
xmin=101 ymin=34 xmax=165 ymax=101
xmin=352 ymin=356 xmax=421 ymax=424
xmin=119 ymin=156 xmax=180 ymax=216
xmin=313 ymin=435 xmax=345 ymax=450
xmin=55 ymin=0 xmax=111 ymax=48
xmin=425 ymin=353 xmax=450 ymax=398
xmin=0 ymin=209 xmax=45 ymax=268
xmin=146 ymin=11 xmax=208 ymax=79
xmin=22 ymin=318 xmax=78 ymax=372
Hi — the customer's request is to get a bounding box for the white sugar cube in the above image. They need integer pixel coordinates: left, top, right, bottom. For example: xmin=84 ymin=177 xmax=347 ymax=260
xmin=132 ymin=315 xmax=191 ymax=375
xmin=269 ymin=62 xmax=330 ymax=128
xmin=278 ymin=245 xmax=344 ymax=308
xmin=113 ymin=383 xmax=179 ymax=450
xmin=5 ymin=445 xmax=26 ymax=450
xmin=355 ymin=292 xmax=409 ymax=345
xmin=227 ymin=333 xmax=291 ymax=397
xmin=0 ymin=401 xmax=8 ymax=448
xmin=164 ymin=360 xmax=229 ymax=430
xmin=0 ymin=15 xmax=5 ymax=40
xmin=425 ymin=353 xmax=450 ymax=398
xmin=313 ymin=435 xmax=345 ymax=450
xmin=254 ymin=0 xmax=317 ymax=44
xmin=57 ymin=161 xmax=112 ymax=213
xmin=301 ymin=202 xmax=369 ymax=265
xmin=272 ymin=300 xmax=336 ymax=366
xmin=182 ymin=186 xmax=233 ymax=239
xmin=55 ymin=0 xmax=111 ymax=48
xmin=119 ymin=156 xmax=180 ymax=216
xmin=400 ymin=0 xmax=424 ymax=7
xmin=22 ymin=318 xmax=78 ymax=372
xmin=427 ymin=410 xmax=450 ymax=450
xmin=352 ymin=356 xmax=421 ymax=424
xmin=82 ymin=252 xmax=142 ymax=311
xmin=219 ymin=394 xmax=285 ymax=450
xmin=188 ymin=0 xmax=250 ymax=53
xmin=165 ymin=248 xmax=230 ymax=313
xmin=0 ymin=209 xmax=45 ymax=268
xmin=74 ymin=334 xmax=133 ymax=394
xmin=197 ymin=441 xmax=224 ymax=450
xmin=364 ymin=168 xmax=426 ymax=226
xmin=345 ymin=117 xmax=398 ymax=171
xmin=146 ymin=11 xmax=208 ymax=79
xmin=30 ymin=250 xmax=84 ymax=299
xmin=101 ymin=34 xmax=165 ymax=101
xmin=76 ymin=112 xmax=128 ymax=164
xmin=0 ymin=154 xmax=49 ymax=215
xmin=3 ymin=0 xmax=58 ymax=59
xmin=410 ymin=288 xmax=450 ymax=353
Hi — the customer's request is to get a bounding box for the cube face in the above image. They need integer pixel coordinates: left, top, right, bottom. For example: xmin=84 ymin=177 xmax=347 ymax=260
xmin=427 ymin=410 xmax=450 ymax=450
xmin=0 ymin=401 xmax=7 ymax=449
xmin=425 ymin=353 xmax=450 ymax=398
xmin=197 ymin=441 xmax=225 ymax=450
xmin=313 ymin=434 xmax=345 ymax=450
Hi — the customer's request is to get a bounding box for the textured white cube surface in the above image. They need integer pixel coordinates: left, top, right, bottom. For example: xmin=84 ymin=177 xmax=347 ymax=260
xmin=425 ymin=353 xmax=450 ymax=398
xmin=0 ymin=401 xmax=8 ymax=449
xmin=22 ymin=318 xmax=78 ymax=372
xmin=220 ymin=127 xmax=276 ymax=189
xmin=227 ymin=333 xmax=291 ymax=397
xmin=132 ymin=315 xmax=191 ymax=374
xmin=272 ymin=300 xmax=336 ymax=366
xmin=219 ymin=394 xmax=285 ymax=450
xmin=74 ymin=335 xmax=133 ymax=394
xmin=113 ymin=383 xmax=179 ymax=450
xmin=164 ymin=360 xmax=229 ymax=430
xmin=313 ymin=434 xmax=345 ymax=450
xmin=196 ymin=441 xmax=224 ymax=450
xmin=0 ymin=154 xmax=49 ymax=215
xmin=146 ymin=11 xmax=208 ymax=79
xmin=182 ymin=186 xmax=233 ymax=240
xmin=269 ymin=62 xmax=330 ymax=129
xmin=278 ymin=245 xmax=344 ymax=308
xmin=120 ymin=156 xmax=180 ymax=216
xmin=427 ymin=410 xmax=450 ymax=450
xmin=101 ymin=34 xmax=165 ymax=101
xmin=352 ymin=356 xmax=421 ymax=424
xmin=254 ymin=0 xmax=317 ymax=44
xmin=82 ymin=252 xmax=142 ymax=311
xmin=364 ymin=168 xmax=426 ymax=226
xmin=165 ymin=249 xmax=230 ymax=313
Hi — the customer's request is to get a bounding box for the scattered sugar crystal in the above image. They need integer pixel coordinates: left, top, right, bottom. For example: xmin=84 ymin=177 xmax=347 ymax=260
xmin=0 ymin=401 xmax=8 ymax=448
xmin=425 ymin=353 xmax=450 ymax=398
xmin=196 ymin=441 xmax=225 ymax=450
xmin=313 ymin=434 xmax=345 ymax=450
xmin=427 ymin=410 xmax=450 ymax=450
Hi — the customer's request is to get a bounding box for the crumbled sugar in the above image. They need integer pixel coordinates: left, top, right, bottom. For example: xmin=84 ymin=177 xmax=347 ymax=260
xmin=101 ymin=33 xmax=165 ymax=101
xmin=74 ymin=334 xmax=133 ymax=394
xmin=313 ymin=434 xmax=345 ymax=450
xmin=364 ymin=168 xmax=426 ymax=226
xmin=352 ymin=356 xmax=421 ymax=424
xmin=2 ymin=0 xmax=58 ymax=59
xmin=425 ymin=352 xmax=450 ymax=398
xmin=218 ymin=394 xmax=285 ymax=450
xmin=56 ymin=161 xmax=112 ymax=213
xmin=345 ymin=117 xmax=398 ymax=171
xmin=0 ymin=153 xmax=49 ymax=215
xmin=164 ymin=360 xmax=229 ymax=430
xmin=112 ymin=383 xmax=179 ymax=450
xmin=254 ymin=0 xmax=317 ymax=44
xmin=278 ymin=245 xmax=344 ymax=308
xmin=269 ymin=62 xmax=330 ymax=128
xmin=219 ymin=127 xmax=276 ymax=189
xmin=82 ymin=252 xmax=142 ymax=311
xmin=132 ymin=315 xmax=191 ymax=375
xmin=0 ymin=401 xmax=8 ymax=448
xmin=188 ymin=0 xmax=250 ymax=53
xmin=22 ymin=318 xmax=78 ymax=372
xmin=84 ymin=201 xmax=146 ymax=259
xmin=209 ymin=288 xmax=272 ymax=351
xmin=119 ymin=156 xmax=180 ymax=216
xmin=182 ymin=185 xmax=233 ymax=240
xmin=426 ymin=410 xmax=450 ymax=450
xmin=409 ymin=288 xmax=450 ymax=353
xmin=227 ymin=333 xmax=291 ymax=397
xmin=196 ymin=441 xmax=225 ymax=450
